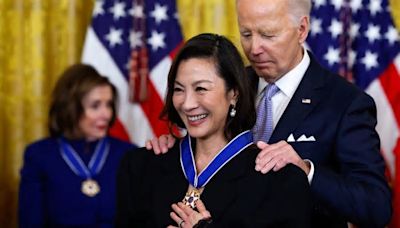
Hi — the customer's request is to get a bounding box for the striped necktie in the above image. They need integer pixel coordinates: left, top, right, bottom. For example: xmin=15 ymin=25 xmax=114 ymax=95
xmin=253 ymin=83 xmax=279 ymax=142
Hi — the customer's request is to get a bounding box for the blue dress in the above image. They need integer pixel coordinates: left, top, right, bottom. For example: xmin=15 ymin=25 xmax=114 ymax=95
xmin=19 ymin=136 xmax=135 ymax=228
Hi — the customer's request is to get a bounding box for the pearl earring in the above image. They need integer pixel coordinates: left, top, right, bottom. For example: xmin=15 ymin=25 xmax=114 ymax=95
xmin=230 ymin=105 xmax=236 ymax=117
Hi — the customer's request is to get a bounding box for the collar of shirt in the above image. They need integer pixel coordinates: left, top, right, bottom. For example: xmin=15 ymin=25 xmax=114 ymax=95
xmin=256 ymin=48 xmax=311 ymax=129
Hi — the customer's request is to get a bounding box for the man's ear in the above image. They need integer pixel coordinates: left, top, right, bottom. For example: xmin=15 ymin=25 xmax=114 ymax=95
xmin=298 ymin=16 xmax=310 ymax=44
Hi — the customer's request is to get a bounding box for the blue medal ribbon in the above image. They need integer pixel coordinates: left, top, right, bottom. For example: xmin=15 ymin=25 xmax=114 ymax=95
xmin=59 ymin=137 xmax=110 ymax=179
xmin=180 ymin=130 xmax=253 ymax=188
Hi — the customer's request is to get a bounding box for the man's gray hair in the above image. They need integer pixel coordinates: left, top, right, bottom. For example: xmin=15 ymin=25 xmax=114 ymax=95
xmin=288 ymin=0 xmax=312 ymax=25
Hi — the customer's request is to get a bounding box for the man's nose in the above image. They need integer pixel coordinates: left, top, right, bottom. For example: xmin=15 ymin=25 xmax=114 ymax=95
xmin=250 ymin=36 xmax=263 ymax=56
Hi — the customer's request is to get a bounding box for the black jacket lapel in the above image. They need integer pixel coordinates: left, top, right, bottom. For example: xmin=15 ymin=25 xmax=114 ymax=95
xmin=199 ymin=146 xmax=253 ymax=221
xmin=270 ymin=54 xmax=328 ymax=143
xmin=152 ymin=146 xmax=188 ymax=225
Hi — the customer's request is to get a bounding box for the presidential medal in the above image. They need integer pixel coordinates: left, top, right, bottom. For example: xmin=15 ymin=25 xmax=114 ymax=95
xmin=81 ymin=179 xmax=100 ymax=197
xmin=180 ymin=131 xmax=253 ymax=209
xmin=183 ymin=189 xmax=201 ymax=209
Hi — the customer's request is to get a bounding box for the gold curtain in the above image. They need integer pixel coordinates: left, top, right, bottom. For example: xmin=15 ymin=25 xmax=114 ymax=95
xmin=177 ymin=0 xmax=240 ymax=48
xmin=392 ymin=0 xmax=400 ymax=29
xmin=0 ymin=0 xmax=399 ymax=227
xmin=0 ymin=0 xmax=93 ymax=227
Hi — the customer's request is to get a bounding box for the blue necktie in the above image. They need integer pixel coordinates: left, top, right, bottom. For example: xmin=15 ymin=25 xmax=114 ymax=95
xmin=253 ymin=83 xmax=279 ymax=142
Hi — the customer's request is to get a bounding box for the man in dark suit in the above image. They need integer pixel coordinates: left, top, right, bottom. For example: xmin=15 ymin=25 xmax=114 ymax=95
xmin=237 ymin=0 xmax=391 ymax=227
xmin=148 ymin=0 xmax=392 ymax=227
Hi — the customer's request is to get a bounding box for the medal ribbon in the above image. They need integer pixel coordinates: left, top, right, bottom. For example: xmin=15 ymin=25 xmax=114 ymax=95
xmin=59 ymin=137 xmax=110 ymax=179
xmin=180 ymin=130 xmax=253 ymax=188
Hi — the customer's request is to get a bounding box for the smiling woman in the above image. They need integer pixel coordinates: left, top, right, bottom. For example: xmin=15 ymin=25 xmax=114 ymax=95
xmin=172 ymin=57 xmax=236 ymax=141
xmin=115 ymin=33 xmax=312 ymax=228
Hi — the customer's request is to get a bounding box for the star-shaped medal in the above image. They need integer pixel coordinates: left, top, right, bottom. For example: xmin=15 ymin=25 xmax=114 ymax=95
xmin=183 ymin=189 xmax=200 ymax=209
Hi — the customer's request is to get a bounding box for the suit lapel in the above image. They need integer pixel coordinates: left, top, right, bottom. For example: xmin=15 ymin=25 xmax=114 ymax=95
xmin=269 ymin=55 xmax=327 ymax=143
xmin=158 ymin=164 xmax=187 ymax=201
xmin=153 ymin=146 xmax=188 ymax=217
xmin=200 ymin=147 xmax=252 ymax=221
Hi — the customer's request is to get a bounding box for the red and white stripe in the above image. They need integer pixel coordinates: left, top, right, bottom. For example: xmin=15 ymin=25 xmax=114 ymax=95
xmin=365 ymin=53 xmax=400 ymax=228
xmin=81 ymin=27 xmax=174 ymax=146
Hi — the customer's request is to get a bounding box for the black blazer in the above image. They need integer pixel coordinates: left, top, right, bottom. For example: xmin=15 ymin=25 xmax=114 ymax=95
xmin=247 ymin=52 xmax=392 ymax=227
xmin=116 ymin=143 xmax=312 ymax=228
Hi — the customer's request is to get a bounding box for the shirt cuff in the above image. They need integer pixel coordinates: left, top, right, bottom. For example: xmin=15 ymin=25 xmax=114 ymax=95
xmin=304 ymin=159 xmax=314 ymax=184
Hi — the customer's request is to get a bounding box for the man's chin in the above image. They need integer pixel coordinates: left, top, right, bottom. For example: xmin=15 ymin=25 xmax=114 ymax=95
xmin=252 ymin=67 xmax=279 ymax=82
xmin=253 ymin=66 xmax=270 ymax=77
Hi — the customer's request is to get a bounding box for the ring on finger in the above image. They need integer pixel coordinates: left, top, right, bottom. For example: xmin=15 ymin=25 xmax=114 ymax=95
xmin=178 ymin=220 xmax=184 ymax=228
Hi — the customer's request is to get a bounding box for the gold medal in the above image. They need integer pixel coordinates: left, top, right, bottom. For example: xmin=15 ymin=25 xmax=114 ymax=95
xmin=81 ymin=179 xmax=100 ymax=197
xmin=182 ymin=189 xmax=201 ymax=209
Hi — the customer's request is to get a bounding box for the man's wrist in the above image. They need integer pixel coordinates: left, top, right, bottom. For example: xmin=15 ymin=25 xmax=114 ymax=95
xmin=303 ymin=160 xmax=311 ymax=174
xmin=303 ymin=159 xmax=315 ymax=184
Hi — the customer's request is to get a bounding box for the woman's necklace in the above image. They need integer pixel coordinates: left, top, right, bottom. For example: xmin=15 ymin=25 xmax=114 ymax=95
xmin=59 ymin=137 xmax=110 ymax=197
xmin=180 ymin=130 xmax=253 ymax=208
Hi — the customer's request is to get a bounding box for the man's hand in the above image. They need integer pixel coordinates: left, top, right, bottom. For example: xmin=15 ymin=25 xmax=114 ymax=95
xmin=145 ymin=134 xmax=176 ymax=155
xmin=255 ymin=140 xmax=310 ymax=174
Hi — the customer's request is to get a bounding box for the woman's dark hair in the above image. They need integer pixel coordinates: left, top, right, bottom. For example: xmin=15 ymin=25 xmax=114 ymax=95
xmin=161 ymin=33 xmax=256 ymax=140
xmin=48 ymin=63 xmax=118 ymax=139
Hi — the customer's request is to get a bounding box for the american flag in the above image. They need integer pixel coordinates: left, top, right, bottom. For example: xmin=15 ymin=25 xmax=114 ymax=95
xmin=82 ymin=0 xmax=183 ymax=146
xmin=306 ymin=0 xmax=400 ymax=226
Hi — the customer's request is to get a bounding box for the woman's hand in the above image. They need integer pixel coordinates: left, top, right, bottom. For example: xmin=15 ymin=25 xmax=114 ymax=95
xmin=167 ymin=200 xmax=211 ymax=228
